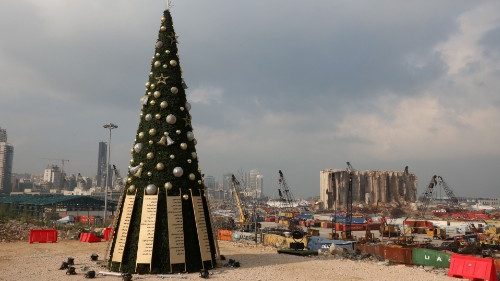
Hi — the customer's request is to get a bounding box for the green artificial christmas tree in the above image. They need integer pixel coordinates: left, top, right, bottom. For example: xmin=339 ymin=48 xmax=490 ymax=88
xmin=107 ymin=8 xmax=217 ymax=274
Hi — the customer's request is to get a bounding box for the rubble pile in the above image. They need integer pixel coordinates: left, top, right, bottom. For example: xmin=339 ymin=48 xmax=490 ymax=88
xmin=0 ymin=220 xmax=37 ymax=242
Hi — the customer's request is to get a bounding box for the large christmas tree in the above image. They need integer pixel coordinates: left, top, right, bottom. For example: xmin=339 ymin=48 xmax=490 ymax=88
xmin=107 ymin=8 xmax=217 ymax=274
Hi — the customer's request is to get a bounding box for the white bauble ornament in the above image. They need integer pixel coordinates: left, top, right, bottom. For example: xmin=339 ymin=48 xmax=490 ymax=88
xmin=165 ymin=50 xmax=170 ymax=54
xmin=176 ymin=130 xmax=181 ymax=134
xmin=180 ymin=107 xmax=185 ymax=111
xmin=150 ymin=100 xmax=156 ymax=106
xmin=166 ymin=114 xmax=177 ymax=124
xmin=140 ymin=96 xmax=149 ymax=106
xmin=160 ymin=26 xmax=166 ymax=31
xmin=153 ymin=91 xmax=161 ymax=98
xmin=148 ymin=140 xmax=153 ymax=145
xmin=182 ymin=194 xmax=189 ymax=200
xmin=180 ymin=143 xmax=187 ymax=150
xmin=163 ymin=64 xmax=167 ymax=69
xmin=127 ymin=177 xmax=132 ymax=183
xmin=198 ymin=180 xmax=202 ymax=184
xmin=150 ymin=83 xmax=156 ymax=89
xmin=170 ymin=87 xmax=178 ymax=94
xmin=138 ymin=132 xmax=145 ymax=139
xmin=187 ymin=159 xmax=192 ymax=163
xmin=147 ymin=171 xmax=152 ymax=177
xmin=173 ymin=167 xmax=183 ymax=177
xmin=186 ymin=131 xmax=194 ymax=141
xmin=170 ymin=154 xmax=175 ymax=159
xmin=164 ymin=182 xmax=172 ymax=190
xmin=134 ymin=143 xmax=143 ymax=153
xmin=189 ymin=173 xmax=196 ymax=180
xmin=130 ymin=159 xmax=134 ymax=164
xmin=145 ymin=184 xmax=158 ymax=195
xmin=161 ymin=16 xmax=166 ymax=23
xmin=145 ymin=114 xmax=152 ymax=121
xmin=155 ymin=41 xmax=163 ymax=48
xmin=169 ymin=60 xmax=177 ymax=66
xmin=154 ymin=61 xmax=161 ymax=68
xmin=160 ymin=101 xmax=168 ymax=108
xmin=145 ymin=82 xmax=151 ymax=88
xmin=155 ymin=113 xmax=161 ymax=119
xmin=147 ymin=152 xmax=154 ymax=159
xmin=191 ymin=152 xmax=197 ymax=159
xmin=185 ymin=102 xmax=191 ymax=111
xmin=155 ymin=53 xmax=160 ymax=57
xmin=156 ymin=162 xmax=165 ymax=170
xmin=149 ymin=128 xmax=157 ymax=136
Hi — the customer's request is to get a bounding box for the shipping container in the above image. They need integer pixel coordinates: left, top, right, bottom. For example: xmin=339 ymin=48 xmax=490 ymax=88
xmin=412 ymin=248 xmax=451 ymax=268
xmin=307 ymin=236 xmax=355 ymax=252
xmin=383 ymin=245 xmax=413 ymax=265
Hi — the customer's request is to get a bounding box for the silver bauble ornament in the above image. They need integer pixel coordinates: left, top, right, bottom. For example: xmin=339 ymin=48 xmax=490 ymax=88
xmin=150 ymin=100 xmax=156 ymax=105
xmin=160 ymin=101 xmax=168 ymax=108
xmin=148 ymin=140 xmax=153 ymax=145
xmin=149 ymin=72 xmax=153 ymax=76
xmin=170 ymin=87 xmax=178 ymax=94
xmin=145 ymin=114 xmax=152 ymax=121
xmin=176 ymin=130 xmax=181 ymax=134
xmin=189 ymin=173 xmax=196 ymax=180
xmin=155 ymin=113 xmax=161 ymax=119
xmin=170 ymin=154 xmax=175 ymax=159
xmin=166 ymin=114 xmax=177 ymax=124
xmin=161 ymin=16 xmax=166 ymax=22
xmin=145 ymin=82 xmax=151 ymax=88
xmin=130 ymin=159 xmax=134 ymax=164
xmin=147 ymin=171 xmax=152 ymax=177
xmin=154 ymin=61 xmax=161 ymax=68
xmin=164 ymin=182 xmax=173 ymax=190
xmin=180 ymin=107 xmax=185 ymax=111
xmin=191 ymin=152 xmax=197 ymax=159
xmin=160 ymin=26 xmax=166 ymax=31
xmin=127 ymin=177 xmax=132 ymax=183
xmin=187 ymin=159 xmax=192 ymax=163
xmin=185 ymin=102 xmax=191 ymax=111
xmin=138 ymin=132 xmax=145 ymax=139
xmin=169 ymin=60 xmax=177 ymax=66
xmin=149 ymin=128 xmax=157 ymax=136
xmin=153 ymin=91 xmax=161 ymax=98
xmin=198 ymin=180 xmax=202 ymax=184
xmin=145 ymin=184 xmax=158 ymax=195
xmin=186 ymin=131 xmax=194 ymax=141
xmin=173 ymin=167 xmax=183 ymax=177
xmin=147 ymin=152 xmax=154 ymax=159
xmin=150 ymin=83 xmax=156 ymax=89
xmin=147 ymin=92 xmax=152 ymax=96
xmin=163 ymin=64 xmax=168 ymax=69
xmin=127 ymin=185 xmax=136 ymax=194
xmin=155 ymin=53 xmax=160 ymax=57
xmin=182 ymin=194 xmax=189 ymax=200
xmin=134 ymin=143 xmax=143 ymax=153
xmin=180 ymin=143 xmax=187 ymax=150
xmin=155 ymin=41 xmax=163 ymax=48
xmin=156 ymin=162 xmax=165 ymax=170
xmin=165 ymin=50 xmax=171 ymax=54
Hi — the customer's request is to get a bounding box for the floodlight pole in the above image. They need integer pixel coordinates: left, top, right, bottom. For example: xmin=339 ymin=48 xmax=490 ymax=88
xmin=103 ymin=123 xmax=118 ymax=224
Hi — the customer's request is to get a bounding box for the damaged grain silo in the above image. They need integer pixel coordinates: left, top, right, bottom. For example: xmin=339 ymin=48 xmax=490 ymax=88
xmin=319 ymin=168 xmax=417 ymax=209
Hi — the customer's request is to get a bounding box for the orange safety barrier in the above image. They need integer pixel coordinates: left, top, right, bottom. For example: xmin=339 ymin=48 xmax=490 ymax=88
xmin=29 ymin=229 xmax=58 ymax=244
xmin=79 ymin=232 xmax=102 ymax=243
xmin=218 ymin=229 xmax=233 ymax=241
xmin=103 ymin=228 xmax=113 ymax=241
xmin=448 ymin=254 xmax=498 ymax=281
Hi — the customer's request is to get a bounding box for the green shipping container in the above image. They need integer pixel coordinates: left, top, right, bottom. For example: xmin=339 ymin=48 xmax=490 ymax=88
xmin=412 ymin=248 xmax=451 ymax=268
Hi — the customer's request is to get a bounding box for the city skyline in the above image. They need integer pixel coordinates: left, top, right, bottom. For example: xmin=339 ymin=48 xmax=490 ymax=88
xmin=1 ymin=1 xmax=500 ymax=198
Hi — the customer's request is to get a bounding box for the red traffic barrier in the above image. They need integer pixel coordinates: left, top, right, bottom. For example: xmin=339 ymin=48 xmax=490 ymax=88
xmin=103 ymin=228 xmax=113 ymax=241
xmin=29 ymin=229 xmax=58 ymax=244
xmin=79 ymin=233 xmax=102 ymax=243
xmin=448 ymin=254 xmax=498 ymax=281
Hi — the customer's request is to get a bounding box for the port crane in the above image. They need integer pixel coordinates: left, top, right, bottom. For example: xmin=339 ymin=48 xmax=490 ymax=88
xmin=419 ymin=175 xmax=459 ymax=217
xmin=230 ymin=174 xmax=249 ymax=228
xmin=277 ymin=170 xmax=295 ymax=211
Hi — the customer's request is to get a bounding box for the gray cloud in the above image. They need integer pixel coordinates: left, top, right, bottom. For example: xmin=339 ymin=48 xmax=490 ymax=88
xmin=1 ymin=0 xmax=499 ymax=198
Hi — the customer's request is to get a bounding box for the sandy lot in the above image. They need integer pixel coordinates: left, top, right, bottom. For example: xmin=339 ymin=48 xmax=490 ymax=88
xmin=0 ymin=240 xmax=457 ymax=281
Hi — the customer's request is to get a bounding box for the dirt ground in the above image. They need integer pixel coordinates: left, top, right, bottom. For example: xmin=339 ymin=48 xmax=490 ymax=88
xmin=0 ymin=240 xmax=457 ymax=281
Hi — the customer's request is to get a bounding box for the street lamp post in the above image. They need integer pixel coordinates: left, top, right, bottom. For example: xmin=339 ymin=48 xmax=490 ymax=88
xmin=103 ymin=123 xmax=118 ymax=224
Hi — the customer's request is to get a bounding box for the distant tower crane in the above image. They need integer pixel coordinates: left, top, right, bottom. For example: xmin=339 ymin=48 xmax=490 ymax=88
xmin=277 ymin=170 xmax=295 ymax=211
xmin=231 ymin=175 xmax=247 ymax=227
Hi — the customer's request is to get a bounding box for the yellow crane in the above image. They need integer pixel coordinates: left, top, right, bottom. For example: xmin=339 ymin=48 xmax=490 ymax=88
xmin=231 ymin=174 xmax=247 ymax=226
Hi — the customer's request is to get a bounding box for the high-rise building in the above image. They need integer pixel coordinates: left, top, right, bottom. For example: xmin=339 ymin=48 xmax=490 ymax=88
xmin=0 ymin=142 xmax=14 ymax=194
xmin=43 ymin=164 xmax=62 ymax=188
xmin=204 ymin=175 xmax=216 ymax=190
xmin=222 ymin=173 xmax=232 ymax=191
xmin=248 ymin=169 xmax=263 ymax=198
xmin=96 ymin=141 xmax=107 ymax=187
xmin=0 ymin=127 xmax=6 ymax=142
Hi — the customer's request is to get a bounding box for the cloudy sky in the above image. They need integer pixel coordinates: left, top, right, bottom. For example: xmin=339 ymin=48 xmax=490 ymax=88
xmin=1 ymin=0 xmax=499 ymax=198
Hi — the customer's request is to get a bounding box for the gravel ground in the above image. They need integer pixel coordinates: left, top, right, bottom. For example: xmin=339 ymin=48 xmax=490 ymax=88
xmin=0 ymin=240 xmax=457 ymax=281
